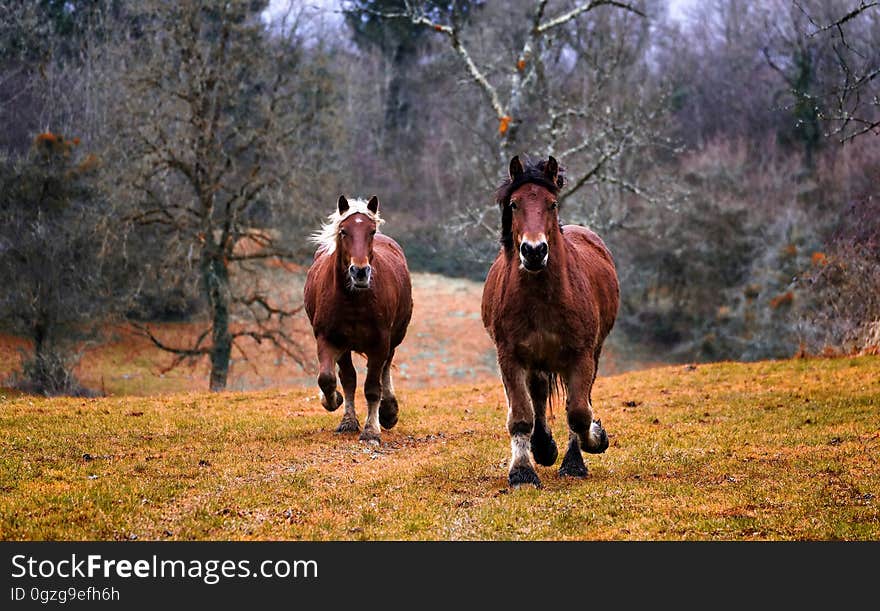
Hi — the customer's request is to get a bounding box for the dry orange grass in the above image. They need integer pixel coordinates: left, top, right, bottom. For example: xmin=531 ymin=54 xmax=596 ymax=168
xmin=1 ymin=356 xmax=878 ymax=540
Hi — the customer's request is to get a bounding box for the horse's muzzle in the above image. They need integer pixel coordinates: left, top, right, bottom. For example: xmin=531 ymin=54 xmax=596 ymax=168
xmin=348 ymin=264 xmax=372 ymax=289
xmin=519 ymin=241 xmax=548 ymax=272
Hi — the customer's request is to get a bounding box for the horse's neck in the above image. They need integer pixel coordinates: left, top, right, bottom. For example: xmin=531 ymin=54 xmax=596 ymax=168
xmin=321 ymin=249 xmax=344 ymax=294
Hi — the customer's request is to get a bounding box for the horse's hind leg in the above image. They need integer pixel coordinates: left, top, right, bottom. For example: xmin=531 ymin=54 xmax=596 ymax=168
xmin=528 ymin=371 xmax=558 ymax=466
xmin=359 ymin=353 xmax=384 ymax=444
xmin=559 ymin=356 xmax=609 ymax=478
xmin=379 ymin=349 xmax=399 ymax=430
xmin=316 ymin=337 xmax=343 ymax=412
xmin=335 ymin=351 xmax=360 ymax=433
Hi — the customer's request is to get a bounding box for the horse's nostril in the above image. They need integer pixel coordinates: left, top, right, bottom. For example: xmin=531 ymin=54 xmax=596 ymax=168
xmin=350 ymin=265 xmax=370 ymax=281
xmin=520 ymin=242 xmax=547 ymax=259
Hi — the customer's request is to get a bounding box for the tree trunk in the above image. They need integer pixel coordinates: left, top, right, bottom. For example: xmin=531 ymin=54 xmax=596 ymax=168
xmin=204 ymin=254 xmax=232 ymax=392
xmin=793 ymin=47 xmax=820 ymax=174
xmin=33 ymin=319 xmax=47 ymax=363
xmin=383 ymin=43 xmax=413 ymax=152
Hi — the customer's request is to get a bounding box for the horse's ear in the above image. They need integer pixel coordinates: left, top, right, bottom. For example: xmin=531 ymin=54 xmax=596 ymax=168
xmin=509 ymin=155 xmax=524 ymax=180
xmin=337 ymin=195 xmax=349 ymax=214
xmin=544 ymin=156 xmax=559 ymax=184
xmin=367 ymin=195 xmax=379 ymax=214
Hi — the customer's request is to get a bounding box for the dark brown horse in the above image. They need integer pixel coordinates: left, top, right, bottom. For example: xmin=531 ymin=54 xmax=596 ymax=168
xmin=481 ymin=155 xmax=619 ymax=487
xmin=304 ymin=195 xmax=413 ymax=443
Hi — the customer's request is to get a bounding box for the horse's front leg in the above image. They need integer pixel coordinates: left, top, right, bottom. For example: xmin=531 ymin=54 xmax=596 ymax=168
xmin=316 ymin=337 xmax=343 ymax=412
xmin=499 ymin=354 xmax=540 ymax=488
xmin=359 ymin=352 xmax=385 ymax=444
xmin=560 ymin=356 xmax=609 ymax=478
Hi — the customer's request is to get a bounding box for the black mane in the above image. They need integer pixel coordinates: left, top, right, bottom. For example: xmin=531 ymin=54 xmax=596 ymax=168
xmin=494 ymin=156 xmax=565 ymax=252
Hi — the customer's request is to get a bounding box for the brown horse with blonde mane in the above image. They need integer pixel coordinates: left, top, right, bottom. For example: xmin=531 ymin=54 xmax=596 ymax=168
xmin=304 ymin=195 xmax=413 ymax=443
xmin=482 ymin=155 xmax=619 ymax=487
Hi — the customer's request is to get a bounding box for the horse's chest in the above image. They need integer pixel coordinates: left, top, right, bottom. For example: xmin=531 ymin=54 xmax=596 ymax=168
xmin=514 ymin=329 xmax=567 ymax=367
xmin=327 ymin=307 xmax=385 ymax=347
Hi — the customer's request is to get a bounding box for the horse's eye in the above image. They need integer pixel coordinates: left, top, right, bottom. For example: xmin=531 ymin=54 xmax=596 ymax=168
xmin=509 ymin=201 xmax=518 ymax=210
xmin=549 ymin=202 xmax=558 ymax=210
xmin=370 ymin=230 xmax=376 ymax=236
xmin=339 ymin=230 xmax=347 ymax=237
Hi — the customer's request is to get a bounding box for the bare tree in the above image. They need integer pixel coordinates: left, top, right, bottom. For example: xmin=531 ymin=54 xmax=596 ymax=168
xmin=341 ymin=0 xmax=668 ymax=249
xmin=110 ymin=1 xmax=326 ymax=391
xmin=793 ymin=0 xmax=880 ymax=142
xmin=346 ymin=1 xmax=644 ymax=159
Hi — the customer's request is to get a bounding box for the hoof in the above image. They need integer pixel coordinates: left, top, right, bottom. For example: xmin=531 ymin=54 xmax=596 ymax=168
xmin=531 ymin=434 xmax=558 ymax=467
xmin=359 ymin=429 xmax=381 ymax=444
xmin=584 ymin=419 xmax=609 ymax=454
xmin=379 ymin=396 xmax=399 ymax=430
xmin=322 ymin=391 xmax=343 ymax=412
xmin=558 ymin=458 xmax=588 ymax=478
xmin=559 ymin=443 xmax=588 ymax=478
xmin=335 ymin=417 xmax=361 ymax=434
xmin=508 ymin=466 xmax=541 ymax=488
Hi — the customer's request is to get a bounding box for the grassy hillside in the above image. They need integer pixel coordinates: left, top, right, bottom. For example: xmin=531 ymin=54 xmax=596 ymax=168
xmin=2 ymin=356 xmax=878 ymax=540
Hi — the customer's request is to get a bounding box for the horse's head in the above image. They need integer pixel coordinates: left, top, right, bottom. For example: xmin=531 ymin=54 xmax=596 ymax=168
xmin=498 ymin=155 xmax=564 ymax=273
xmin=336 ymin=195 xmax=380 ymax=290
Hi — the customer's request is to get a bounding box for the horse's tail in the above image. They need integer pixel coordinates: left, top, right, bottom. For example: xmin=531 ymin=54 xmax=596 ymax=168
xmin=546 ymin=372 xmax=565 ymax=420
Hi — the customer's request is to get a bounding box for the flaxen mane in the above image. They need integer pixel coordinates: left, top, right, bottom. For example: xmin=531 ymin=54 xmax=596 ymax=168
xmin=311 ymin=198 xmax=385 ymax=255
xmin=494 ymin=156 xmax=565 ymax=251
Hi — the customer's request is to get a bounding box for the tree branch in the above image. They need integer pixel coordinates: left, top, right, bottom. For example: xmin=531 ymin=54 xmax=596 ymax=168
xmin=537 ymin=0 xmax=645 ymax=33
xmin=131 ymin=322 xmax=210 ymax=357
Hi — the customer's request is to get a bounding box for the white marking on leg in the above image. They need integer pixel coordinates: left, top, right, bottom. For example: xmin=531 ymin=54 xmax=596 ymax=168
xmin=365 ymin=400 xmax=380 ymax=432
xmin=381 ymin=365 xmax=394 ymax=399
xmin=501 ymin=364 xmax=533 ymax=471
xmin=510 ymin=433 xmax=532 ymax=471
xmin=588 ymin=420 xmax=603 ymax=448
xmin=343 ymin=399 xmax=357 ymax=421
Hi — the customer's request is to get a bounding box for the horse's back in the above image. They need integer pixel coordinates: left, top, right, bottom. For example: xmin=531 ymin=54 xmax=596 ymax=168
xmin=562 ymin=225 xmax=615 ymax=267
xmin=303 ymin=248 xmax=331 ymax=325
xmin=373 ymin=233 xmax=407 ymax=269
xmin=368 ymin=234 xmax=414 ymax=346
xmin=480 ymin=253 xmax=507 ymax=339
xmin=563 ymin=224 xmax=619 ymax=338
